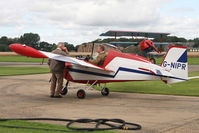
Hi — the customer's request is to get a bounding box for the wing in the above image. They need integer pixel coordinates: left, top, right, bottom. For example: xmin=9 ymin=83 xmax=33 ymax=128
xmin=9 ymin=43 xmax=113 ymax=72
xmin=40 ymin=51 xmax=111 ymax=71
xmin=100 ymin=30 xmax=170 ymax=38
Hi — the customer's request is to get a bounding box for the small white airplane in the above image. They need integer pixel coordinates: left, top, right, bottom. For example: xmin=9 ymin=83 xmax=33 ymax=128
xmin=9 ymin=32 xmax=188 ymax=99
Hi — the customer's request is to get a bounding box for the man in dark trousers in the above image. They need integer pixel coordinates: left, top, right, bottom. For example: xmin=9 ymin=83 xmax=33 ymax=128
xmin=48 ymin=42 xmax=69 ymax=98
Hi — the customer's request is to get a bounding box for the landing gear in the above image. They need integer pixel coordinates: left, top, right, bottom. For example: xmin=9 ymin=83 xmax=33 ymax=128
xmin=60 ymin=81 xmax=69 ymax=95
xmin=101 ymin=87 xmax=109 ymax=96
xmin=76 ymin=80 xmax=98 ymax=99
xmin=77 ymin=89 xmax=86 ymax=99
xmin=60 ymin=80 xmax=110 ymax=99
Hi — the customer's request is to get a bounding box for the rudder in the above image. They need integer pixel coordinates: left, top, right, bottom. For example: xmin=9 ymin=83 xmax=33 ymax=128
xmin=161 ymin=46 xmax=188 ymax=84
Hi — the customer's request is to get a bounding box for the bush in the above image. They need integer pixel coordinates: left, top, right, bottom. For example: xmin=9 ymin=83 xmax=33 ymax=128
xmin=0 ymin=44 xmax=10 ymax=51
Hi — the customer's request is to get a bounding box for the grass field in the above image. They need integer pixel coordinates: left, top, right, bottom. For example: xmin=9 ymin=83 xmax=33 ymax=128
xmin=0 ymin=66 xmax=49 ymax=76
xmin=97 ymin=71 xmax=199 ymax=97
xmin=0 ymin=55 xmax=198 ymax=65
xmin=0 ymin=120 xmax=115 ymax=133
xmin=0 ymin=56 xmax=48 ymax=63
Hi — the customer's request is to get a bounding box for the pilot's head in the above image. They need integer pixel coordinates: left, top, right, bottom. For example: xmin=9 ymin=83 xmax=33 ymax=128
xmin=58 ymin=42 xmax=64 ymax=48
xmin=58 ymin=42 xmax=66 ymax=50
xmin=97 ymin=45 xmax=105 ymax=53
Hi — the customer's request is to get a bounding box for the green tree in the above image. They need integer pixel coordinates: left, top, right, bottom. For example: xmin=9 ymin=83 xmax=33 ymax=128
xmin=0 ymin=36 xmax=20 ymax=51
xmin=193 ymin=38 xmax=199 ymax=48
xmin=64 ymin=42 xmax=76 ymax=51
xmin=0 ymin=44 xmax=10 ymax=51
xmin=51 ymin=43 xmax=57 ymax=51
xmin=39 ymin=41 xmax=53 ymax=52
xmin=19 ymin=33 xmax=40 ymax=49
xmin=153 ymin=36 xmax=187 ymax=42
xmin=0 ymin=36 xmax=9 ymax=45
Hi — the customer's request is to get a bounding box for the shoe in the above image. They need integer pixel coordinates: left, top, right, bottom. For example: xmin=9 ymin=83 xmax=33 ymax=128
xmin=50 ymin=95 xmax=54 ymax=98
xmin=54 ymin=95 xmax=63 ymax=98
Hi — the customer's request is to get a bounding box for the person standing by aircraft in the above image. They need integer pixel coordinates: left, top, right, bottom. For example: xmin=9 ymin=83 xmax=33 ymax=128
xmin=88 ymin=45 xmax=107 ymax=67
xmin=48 ymin=42 xmax=69 ymax=98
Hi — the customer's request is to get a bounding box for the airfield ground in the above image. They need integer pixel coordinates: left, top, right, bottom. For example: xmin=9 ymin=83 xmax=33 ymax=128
xmin=0 ymin=68 xmax=199 ymax=133
xmin=0 ymin=52 xmax=198 ymax=133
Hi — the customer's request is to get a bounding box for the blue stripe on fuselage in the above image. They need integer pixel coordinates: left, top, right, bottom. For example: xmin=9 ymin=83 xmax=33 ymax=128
xmin=69 ymin=67 xmax=186 ymax=81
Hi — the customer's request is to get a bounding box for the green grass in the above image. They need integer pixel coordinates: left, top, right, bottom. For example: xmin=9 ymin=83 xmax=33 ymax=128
xmin=0 ymin=120 xmax=116 ymax=133
xmin=0 ymin=66 xmax=50 ymax=76
xmin=97 ymin=71 xmax=199 ymax=97
xmin=155 ymin=57 xmax=165 ymax=64
xmin=0 ymin=56 xmax=47 ymax=63
xmin=155 ymin=57 xmax=199 ymax=65
xmin=187 ymin=57 xmax=199 ymax=65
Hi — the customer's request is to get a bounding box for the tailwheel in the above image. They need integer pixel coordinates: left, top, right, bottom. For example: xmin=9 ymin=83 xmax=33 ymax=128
xmin=60 ymin=86 xmax=68 ymax=95
xmin=101 ymin=87 xmax=109 ymax=96
xmin=77 ymin=89 xmax=86 ymax=99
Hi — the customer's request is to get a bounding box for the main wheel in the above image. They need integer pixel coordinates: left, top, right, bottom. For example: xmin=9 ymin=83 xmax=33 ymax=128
xmin=77 ymin=89 xmax=86 ymax=99
xmin=60 ymin=86 xmax=68 ymax=95
xmin=150 ymin=58 xmax=156 ymax=64
xmin=101 ymin=87 xmax=109 ymax=96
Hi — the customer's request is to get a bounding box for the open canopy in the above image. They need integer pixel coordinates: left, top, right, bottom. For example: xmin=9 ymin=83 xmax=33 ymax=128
xmin=100 ymin=30 xmax=170 ymax=38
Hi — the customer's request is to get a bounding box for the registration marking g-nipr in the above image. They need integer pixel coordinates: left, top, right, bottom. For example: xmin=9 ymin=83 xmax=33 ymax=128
xmin=162 ymin=61 xmax=186 ymax=70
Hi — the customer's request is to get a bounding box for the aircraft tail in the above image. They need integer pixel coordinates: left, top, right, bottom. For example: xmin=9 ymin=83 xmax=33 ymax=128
xmin=161 ymin=46 xmax=188 ymax=84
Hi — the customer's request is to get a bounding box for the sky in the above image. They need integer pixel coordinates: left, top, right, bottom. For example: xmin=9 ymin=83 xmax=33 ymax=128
xmin=0 ymin=0 xmax=198 ymax=45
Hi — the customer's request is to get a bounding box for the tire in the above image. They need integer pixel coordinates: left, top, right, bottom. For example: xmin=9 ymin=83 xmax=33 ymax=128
xmin=101 ymin=87 xmax=109 ymax=96
xmin=60 ymin=86 xmax=68 ymax=95
xmin=150 ymin=58 xmax=156 ymax=64
xmin=77 ymin=89 xmax=86 ymax=99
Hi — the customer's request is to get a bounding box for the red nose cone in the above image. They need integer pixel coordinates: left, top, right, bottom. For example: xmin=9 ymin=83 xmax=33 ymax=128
xmin=9 ymin=43 xmax=48 ymax=58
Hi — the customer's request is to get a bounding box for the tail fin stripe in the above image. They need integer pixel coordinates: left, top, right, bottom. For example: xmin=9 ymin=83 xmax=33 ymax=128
xmin=177 ymin=50 xmax=187 ymax=63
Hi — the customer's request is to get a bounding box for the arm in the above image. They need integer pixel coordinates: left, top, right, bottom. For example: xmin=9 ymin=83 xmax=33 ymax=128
xmin=62 ymin=47 xmax=69 ymax=55
xmin=59 ymin=49 xmax=69 ymax=56
xmin=89 ymin=55 xmax=102 ymax=65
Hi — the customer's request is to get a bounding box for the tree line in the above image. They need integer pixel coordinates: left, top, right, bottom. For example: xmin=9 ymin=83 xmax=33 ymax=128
xmin=0 ymin=32 xmax=198 ymax=52
xmin=0 ymin=33 xmax=78 ymax=52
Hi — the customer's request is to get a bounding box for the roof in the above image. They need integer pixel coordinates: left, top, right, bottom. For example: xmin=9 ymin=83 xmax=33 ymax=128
xmin=100 ymin=30 xmax=170 ymax=38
